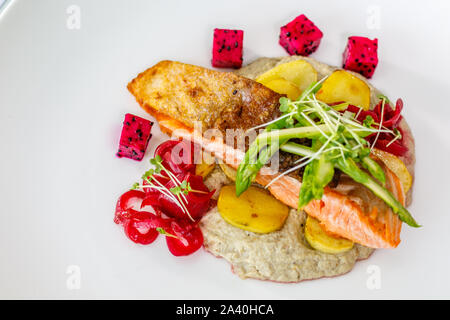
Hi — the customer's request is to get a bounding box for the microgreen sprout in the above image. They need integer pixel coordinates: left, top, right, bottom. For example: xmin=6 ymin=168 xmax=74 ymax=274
xmin=363 ymin=115 xmax=375 ymax=127
xmin=170 ymin=180 xmax=192 ymax=195
xmin=133 ymin=156 xmax=195 ymax=221
xmin=370 ymin=96 xmax=386 ymax=151
xmin=386 ymin=128 xmax=403 ymax=148
xmin=377 ymin=94 xmax=391 ymax=104
xmin=156 ymin=227 xmax=179 ymax=239
xmin=131 ymin=182 xmax=140 ymax=190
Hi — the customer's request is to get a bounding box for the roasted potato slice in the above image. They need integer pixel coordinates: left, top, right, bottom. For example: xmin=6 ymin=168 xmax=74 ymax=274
xmin=219 ymin=163 xmax=237 ymax=181
xmin=304 ymin=216 xmax=354 ymax=254
xmin=195 ymin=162 xmax=215 ymax=178
xmin=195 ymin=151 xmax=216 ymax=178
xmin=256 ymin=59 xmax=318 ymax=92
xmin=263 ymin=79 xmax=301 ymax=100
xmin=217 ymin=185 xmax=289 ymax=233
xmin=316 ymin=70 xmax=371 ymax=110
xmin=371 ymin=148 xmax=412 ymax=192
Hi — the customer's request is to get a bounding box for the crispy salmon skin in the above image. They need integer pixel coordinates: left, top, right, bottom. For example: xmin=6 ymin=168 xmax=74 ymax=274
xmin=128 ymin=60 xmax=282 ymax=133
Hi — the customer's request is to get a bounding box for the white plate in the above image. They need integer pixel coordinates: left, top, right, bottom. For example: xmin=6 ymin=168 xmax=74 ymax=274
xmin=1 ymin=0 xmax=450 ymax=299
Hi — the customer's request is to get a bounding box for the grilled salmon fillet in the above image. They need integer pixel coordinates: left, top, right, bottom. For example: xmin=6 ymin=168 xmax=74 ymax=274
xmin=128 ymin=60 xmax=282 ymax=134
xmin=128 ymin=60 xmax=404 ymax=248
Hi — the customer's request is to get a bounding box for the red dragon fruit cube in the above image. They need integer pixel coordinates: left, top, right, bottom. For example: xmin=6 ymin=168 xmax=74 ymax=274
xmin=343 ymin=36 xmax=378 ymax=78
xmin=279 ymin=14 xmax=323 ymax=56
xmin=212 ymin=28 xmax=244 ymax=69
xmin=116 ymin=113 xmax=153 ymax=161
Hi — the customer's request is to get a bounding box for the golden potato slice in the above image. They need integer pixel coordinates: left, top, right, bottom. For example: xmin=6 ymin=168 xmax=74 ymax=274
xmin=256 ymin=60 xmax=318 ymax=92
xmin=371 ymin=148 xmax=412 ymax=192
xmin=304 ymin=216 xmax=354 ymax=254
xmin=219 ymin=163 xmax=237 ymax=181
xmin=195 ymin=151 xmax=215 ymax=178
xmin=263 ymin=79 xmax=301 ymax=100
xmin=195 ymin=162 xmax=215 ymax=178
xmin=218 ymin=185 xmax=289 ymax=233
xmin=316 ymin=70 xmax=371 ymax=110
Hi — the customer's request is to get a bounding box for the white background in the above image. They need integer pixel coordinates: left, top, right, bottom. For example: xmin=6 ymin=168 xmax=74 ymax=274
xmin=0 ymin=0 xmax=449 ymax=299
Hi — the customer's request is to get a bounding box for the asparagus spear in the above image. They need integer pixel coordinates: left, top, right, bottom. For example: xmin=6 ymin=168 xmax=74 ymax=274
xmin=335 ymin=157 xmax=419 ymax=227
xmin=298 ymin=154 xmax=335 ymax=209
xmin=279 ymin=142 xmax=419 ymax=227
xmin=235 ymin=124 xmax=330 ymax=196
xmin=236 ymin=124 xmax=373 ymax=196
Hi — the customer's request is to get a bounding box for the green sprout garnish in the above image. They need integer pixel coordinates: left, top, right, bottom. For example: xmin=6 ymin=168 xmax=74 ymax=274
xmin=377 ymin=94 xmax=391 ymax=104
xmin=363 ymin=115 xmax=375 ymax=128
xmin=131 ymin=182 xmax=140 ymax=190
xmin=170 ymin=180 xmax=193 ymax=195
xmin=156 ymin=227 xmax=179 ymax=239
xmin=133 ymin=156 xmax=195 ymax=221
xmin=149 ymin=155 xmax=163 ymax=173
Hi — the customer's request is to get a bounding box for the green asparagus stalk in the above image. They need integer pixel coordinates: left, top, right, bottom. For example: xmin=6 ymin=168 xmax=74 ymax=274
xmin=280 ymin=142 xmax=419 ymax=227
xmin=335 ymin=157 xmax=419 ymax=227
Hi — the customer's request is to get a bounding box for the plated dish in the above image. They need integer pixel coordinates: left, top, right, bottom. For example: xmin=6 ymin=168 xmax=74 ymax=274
xmin=114 ymin=14 xmax=418 ymax=282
